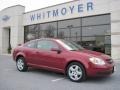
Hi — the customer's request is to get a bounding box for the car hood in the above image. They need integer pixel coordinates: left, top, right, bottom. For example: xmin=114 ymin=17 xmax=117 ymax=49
xmin=74 ymin=49 xmax=111 ymax=60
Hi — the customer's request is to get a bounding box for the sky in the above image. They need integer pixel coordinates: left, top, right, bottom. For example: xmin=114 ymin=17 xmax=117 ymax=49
xmin=0 ymin=0 xmax=72 ymax=12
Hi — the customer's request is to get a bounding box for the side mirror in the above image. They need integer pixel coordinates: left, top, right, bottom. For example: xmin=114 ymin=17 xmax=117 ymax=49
xmin=51 ymin=48 xmax=61 ymax=54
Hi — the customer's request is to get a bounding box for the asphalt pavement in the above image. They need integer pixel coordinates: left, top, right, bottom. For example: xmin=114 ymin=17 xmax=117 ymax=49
xmin=0 ymin=55 xmax=120 ymax=90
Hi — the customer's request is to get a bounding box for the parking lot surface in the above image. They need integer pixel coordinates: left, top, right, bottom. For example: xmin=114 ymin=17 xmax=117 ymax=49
xmin=0 ymin=55 xmax=120 ymax=90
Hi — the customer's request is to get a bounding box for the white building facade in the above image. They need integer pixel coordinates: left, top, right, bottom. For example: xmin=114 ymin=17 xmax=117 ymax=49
xmin=0 ymin=0 xmax=120 ymax=60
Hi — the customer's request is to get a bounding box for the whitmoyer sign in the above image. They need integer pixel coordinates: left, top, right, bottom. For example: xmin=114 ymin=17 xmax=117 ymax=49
xmin=23 ymin=0 xmax=94 ymax=25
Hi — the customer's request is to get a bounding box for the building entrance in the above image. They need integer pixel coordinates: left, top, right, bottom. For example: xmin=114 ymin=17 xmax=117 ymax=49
xmin=2 ymin=27 xmax=11 ymax=53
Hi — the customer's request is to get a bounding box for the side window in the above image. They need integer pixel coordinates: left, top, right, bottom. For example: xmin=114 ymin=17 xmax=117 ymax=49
xmin=37 ymin=40 xmax=59 ymax=50
xmin=25 ymin=41 xmax=36 ymax=48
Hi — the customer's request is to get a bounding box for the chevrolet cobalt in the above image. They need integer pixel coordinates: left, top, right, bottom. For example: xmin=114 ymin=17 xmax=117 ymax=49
xmin=13 ymin=38 xmax=115 ymax=82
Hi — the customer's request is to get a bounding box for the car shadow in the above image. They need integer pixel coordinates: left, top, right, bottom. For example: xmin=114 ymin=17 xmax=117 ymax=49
xmin=86 ymin=76 xmax=112 ymax=82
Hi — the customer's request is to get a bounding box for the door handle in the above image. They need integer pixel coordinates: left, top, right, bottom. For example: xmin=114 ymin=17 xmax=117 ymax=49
xmin=36 ymin=51 xmax=40 ymax=54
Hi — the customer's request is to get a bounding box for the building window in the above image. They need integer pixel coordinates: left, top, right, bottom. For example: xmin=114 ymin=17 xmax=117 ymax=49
xmin=82 ymin=14 xmax=110 ymax=26
xmin=40 ymin=22 xmax=57 ymax=38
xmin=24 ymin=22 xmax=57 ymax=41
xmin=58 ymin=18 xmax=81 ymax=29
xmin=81 ymin=15 xmax=111 ymax=55
xmin=58 ymin=27 xmax=81 ymax=42
xmin=24 ymin=14 xmax=111 ymax=55
xmin=58 ymin=18 xmax=82 ymax=43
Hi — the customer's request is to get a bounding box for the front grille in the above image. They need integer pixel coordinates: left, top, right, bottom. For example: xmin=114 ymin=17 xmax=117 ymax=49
xmin=106 ymin=59 xmax=113 ymax=64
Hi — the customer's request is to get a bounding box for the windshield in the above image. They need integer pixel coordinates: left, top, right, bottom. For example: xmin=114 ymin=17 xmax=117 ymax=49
xmin=56 ymin=39 xmax=84 ymax=51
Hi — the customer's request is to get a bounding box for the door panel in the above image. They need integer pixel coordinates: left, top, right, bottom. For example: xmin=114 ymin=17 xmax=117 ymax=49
xmin=24 ymin=41 xmax=37 ymax=65
xmin=35 ymin=49 xmax=65 ymax=70
xmin=35 ymin=40 xmax=66 ymax=70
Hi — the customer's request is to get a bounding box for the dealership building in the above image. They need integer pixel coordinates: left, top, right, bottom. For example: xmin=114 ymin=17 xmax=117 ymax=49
xmin=0 ymin=0 xmax=120 ymax=59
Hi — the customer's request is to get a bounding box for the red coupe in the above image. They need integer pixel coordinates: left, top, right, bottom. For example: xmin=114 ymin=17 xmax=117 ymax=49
xmin=13 ymin=38 xmax=115 ymax=82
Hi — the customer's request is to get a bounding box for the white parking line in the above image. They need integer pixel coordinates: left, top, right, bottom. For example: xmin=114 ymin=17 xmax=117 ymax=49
xmin=51 ymin=77 xmax=65 ymax=82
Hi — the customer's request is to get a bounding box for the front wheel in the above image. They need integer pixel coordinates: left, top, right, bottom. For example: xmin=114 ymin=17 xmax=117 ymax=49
xmin=16 ymin=57 xmax=28 ymax=72
xmin=67 ymin=62 xmax=86 ymax=82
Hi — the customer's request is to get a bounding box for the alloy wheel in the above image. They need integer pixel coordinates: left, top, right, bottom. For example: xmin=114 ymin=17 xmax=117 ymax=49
xmin=17 ymin=59 xmax=24 ymax=71
xmin=68 ymin=65 xmax=83 ymax=81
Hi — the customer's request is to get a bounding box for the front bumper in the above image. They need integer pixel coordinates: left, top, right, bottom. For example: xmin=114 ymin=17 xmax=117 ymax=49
xmin=87 ymin=63 xmax=115 ymax=77
xmin=95 ymin=67 xmax=114 ymax=76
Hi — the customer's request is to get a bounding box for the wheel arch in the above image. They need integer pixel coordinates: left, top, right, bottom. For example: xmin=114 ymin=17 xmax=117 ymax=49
xmin=15 ymin=54 xmax=25 ymax=62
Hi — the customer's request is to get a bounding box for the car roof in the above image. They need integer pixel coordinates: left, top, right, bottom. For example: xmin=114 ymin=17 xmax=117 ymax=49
xmin=27 ymin=38 xmax=61 ymax=43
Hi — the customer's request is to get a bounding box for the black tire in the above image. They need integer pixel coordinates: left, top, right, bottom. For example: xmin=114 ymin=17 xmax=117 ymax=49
xmin=16 ymin=57 xmax=28 ymax=72
xmin=67 ymin=62 xmax=86 ymax=82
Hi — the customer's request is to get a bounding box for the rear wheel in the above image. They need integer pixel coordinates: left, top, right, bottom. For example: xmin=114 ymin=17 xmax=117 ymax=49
xmin=16 ymin=57 xmax=28 ymax=72
xmin=67 ymin=62 xmax=86 ymax=82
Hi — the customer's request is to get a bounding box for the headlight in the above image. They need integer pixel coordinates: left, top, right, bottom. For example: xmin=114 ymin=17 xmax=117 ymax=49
xmin=89 ymin=57 xmax=105 ymax=65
